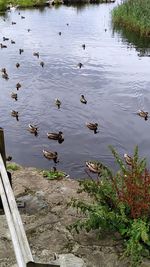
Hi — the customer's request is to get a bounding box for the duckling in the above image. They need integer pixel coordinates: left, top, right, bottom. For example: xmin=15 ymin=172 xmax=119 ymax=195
xmin=58 ymin=32 xmax=62 ymax=35
xmin=80 ymin=95 xmax=87 ymax=104
xmin=137 ymin=110 xmax=148 ymax=120
xmin=40 ymin=61 xmax=44 ymax=67
xmin=3 ymin=37 xmax=9 ymax=41
xmin=28 ymin=124 xmax=38 ymax=136
xmin=2 ymin=73 xmax=9 ymax=80
xmin=55 ymin=98 xmax=61 ymax=109
xmin=16 ymin=63 xmax=20 ymax=68
xmin=11 ymin=40 xmax=15 ymax=44
xmin=124 ymin=153 xmax=133 ymax=166
xmin=0 ymin=43 xmax=7 ymax=48
xmin=12 ymin=21 xmax=16 ymax=25
xmin=47 ymin=131 xmax=64 ymax=143
xmin=82 ymin=44 xmax=85 ymax=49
xmin=33 ymin=52 xmax=39 ymax=58
xmin=11 ymin=110 xmax=19 ymax=120
xmin=86 ymin=123 xmax=98 ymax=134
xmin=21 ymin=16 xmax=25 ymax=19
xmin=16 ymin=82 xmax=21 ymax=90
xmin=43 ymin=150 xmax=59 ymax=163
xmin=19 ymin=48 xmax=24 ymax=54
xmin=78 ymin=62 xmax=83 ymax=68
xmin=11 ymin=93 xmax=18 ymax=101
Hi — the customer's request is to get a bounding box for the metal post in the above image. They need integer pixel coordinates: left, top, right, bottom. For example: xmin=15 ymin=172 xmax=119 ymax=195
xmin=0 ymin=127 xmax=6 ymax=167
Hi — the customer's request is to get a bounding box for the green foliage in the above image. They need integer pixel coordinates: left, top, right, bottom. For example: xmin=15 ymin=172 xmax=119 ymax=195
xmin=0 ymin=0 xmax=8 ymax=11
xmin=69 ymin=146 xmax=150 ymax=266
xmin=7 ymin=163 xmax=20 ymax=171
xmin=43 ymin=169 xmax=67 ymax=180
xmin=112 ymin=0 xmax=150 ymax=37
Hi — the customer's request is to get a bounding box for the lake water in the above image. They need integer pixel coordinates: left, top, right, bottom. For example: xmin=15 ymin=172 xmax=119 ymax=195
xmin=0 ymin=1 xmax=150 ymax=177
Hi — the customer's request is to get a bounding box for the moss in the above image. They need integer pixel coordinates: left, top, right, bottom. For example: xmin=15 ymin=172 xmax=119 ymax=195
xmin=7 ymin=163 xmax=20 ymax=171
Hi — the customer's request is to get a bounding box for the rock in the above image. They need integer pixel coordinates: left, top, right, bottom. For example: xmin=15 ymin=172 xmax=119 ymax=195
xmin=54 ymin=253 xmax=86 ymax=267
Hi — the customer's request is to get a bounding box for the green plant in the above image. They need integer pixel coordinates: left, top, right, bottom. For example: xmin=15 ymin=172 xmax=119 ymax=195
xmin=43 ymin=169 xmax=67 ymax=180
xmin=0 ymin=0 xmax=8 ymax=11
xmin=68 ymin=146 xmax=150 ymax=266
xmin=7 ymin=163 xmax=20 ymax=171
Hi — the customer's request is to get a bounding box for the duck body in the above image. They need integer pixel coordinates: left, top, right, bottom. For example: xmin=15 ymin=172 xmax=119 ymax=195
xmin=11 ymin=110 xmax=19 ymax=120
xmin=78 ymin=62 xmax=83 ymax=68
xmin=80 ymin=95 xmax=87 ymax=104
xmin=28 ymin=124 xmax=38 ymax=135
xmin=19 ymin=49 xmax=24 ymax=54
xmin=12 ymin=21 xmax=16 ymax=25
xmin=86 ymin=161 xmax=106 ymax=174
xmin=0 ymin=43 xmax=7 ymax=48
xmin=16 ymin=63 xmax=20 ymax=68
xmin=33 ymin=52 xmax=39 ymax=58
xmin=11 ymin=92 xmax=18 ymax=100
xmin=86 ymin=122 xmax=98 ymax=134
xmin=16 ymin=82 xmax=21 ymax=90
xmin=55 ymin=98 xmax=61 ymax=109
xmin=124 ymin=153 xmax=133 ymax=166
xmin=40 ymin=61 xmax=44 ymax=67
xmin=43 ymin=150 xmax=58 ymax=163
xmin=3 ymin=37 xmax=9 ymax=41
xmin=11 ymin=40 xmax=15 ymax=44
xmin=137 ymin=110 xmax=148 ymax=120
xmin=47 ymin=131 xmax=64 ymax=143
xmin=2 ymin=73 xmax=9 ymax=80
xmin=82 ymin=44 xmax=85 ymax=49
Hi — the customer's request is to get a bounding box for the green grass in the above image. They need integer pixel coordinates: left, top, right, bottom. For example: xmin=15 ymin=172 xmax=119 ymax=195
xmin=43 ymin=169 xmax=67 ymax=180
xmin=0 ymin=0 xmax=8 ymax=11
xmin=0 ymin=0 xmax=46 ymax=10
xmin=7 ymin=163 xmax=20 ymax=171
xmin=112 ymin=0 xmax=150 ymax=37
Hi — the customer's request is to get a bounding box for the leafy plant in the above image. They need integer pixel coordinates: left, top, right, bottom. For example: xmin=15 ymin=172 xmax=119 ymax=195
xmin=7 ymin=163 xmax=20 ymax=171
xmin=68 ymin=146 xmax=150 ymax=266
xmin=43 ymin=169 xmax=67 ymax=180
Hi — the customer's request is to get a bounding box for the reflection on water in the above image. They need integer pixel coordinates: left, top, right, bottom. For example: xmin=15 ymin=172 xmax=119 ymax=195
xmin=0 ymin=3 xmax=150 ymax=178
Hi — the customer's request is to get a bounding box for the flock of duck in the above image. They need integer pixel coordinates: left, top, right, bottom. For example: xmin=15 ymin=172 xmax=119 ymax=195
xmin=0 ymin=8 xmax=149 ymax=175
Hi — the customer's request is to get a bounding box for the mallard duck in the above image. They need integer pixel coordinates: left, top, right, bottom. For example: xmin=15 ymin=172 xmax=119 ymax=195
xmin=21 ymin=16 xmax=25 ymax=19
xmin=28 ymin=124 xmax=38 ymax=136
xmin=19 ymin=48 xmax=24 ymax=54
xmin=78 ymin=62 xmax=83 ymax=68
xmin=16 ymin=63 xmax=20 ymax=68
xmin=0 ymin=43 xmax=7 ymax=48
xmin=86 ymin=122 xmax=98 ymax=134
xmin=3 ymin=37 xmax=9 ymax=41
xmin=11 ymin=40 xmax=15 ymax=44
xmin=55 ymin=98 xmax=61 ymax=109
xmin=33 ymin=52 xmax=39 ymax=58
xmin=12 ymin=22 xmax=16 ymax=25
xmin=66 ymin=23 xmax=69 ymax=26
xmin=16 ymin=82 xmax=21 ymax=90
xmin=2 ymin=73 xmax=9 ymax=80
xmin=1 ymin=68 xmax=7 ymax=74
xmin=11 ymin=92 xmax=17 ymax=100
xmin=47 ymin=131 xmax=64 ymax=143
xmin=86 ymin=161 xmax=100 ymax=173
xmin=82 ymin=44 xmax=85 ymax=49
xmin=80 ymin=95 xmax=87 ymax=104
xmin=27 ymin=29 xmax=31 ymax=32
xmin=58 ymin=32 xmax=61 ymax=35
xmin=124 ymin=153 xmax=133 ymax=166
xmin=137 ymin=110 xmax=148 ymax=120
xmin=43 ymin=150 xmax=59 ymax=163
xmin=40 ymin=61 xmax=44 ymax=67
xmin=11 ymin=110 xmax=19 ymax=120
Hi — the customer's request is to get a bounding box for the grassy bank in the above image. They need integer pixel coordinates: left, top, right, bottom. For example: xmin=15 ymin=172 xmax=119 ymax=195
xmin=0 ymin=0 xmax=46 ymax=11
xmin=112 ymin=0 xmax=150 ymax=37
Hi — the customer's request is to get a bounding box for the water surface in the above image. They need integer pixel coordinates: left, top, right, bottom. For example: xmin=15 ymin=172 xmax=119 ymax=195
xmin=0 ymin=1 xmax=150 ymax=177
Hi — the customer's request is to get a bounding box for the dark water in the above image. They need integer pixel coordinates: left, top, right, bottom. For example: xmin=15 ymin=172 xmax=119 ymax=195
xmin=0 ymin=1 xmax=150 ymax=177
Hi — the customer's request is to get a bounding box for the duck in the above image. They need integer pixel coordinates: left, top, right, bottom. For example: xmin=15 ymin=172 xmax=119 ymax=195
xmin=137 ymin=110 xmax=148 ymax=120
xmin=66 ymin=23 xmax=69 ymax=26
xmin=1 ymin=68 xmax=7 ymax=74
xmin=12 ymin=21 xmax=16 ymax=25
xmin=85 ymin=161 xmax=106 ymax=173
xmin=43 ymin=150 xmax=59 ymax=163
xmin=3 ymin=37 xmax=9 ymax=41
xmin=86 ymin=122 xmax=98 ymax=134
xmin=82 ymin=44 xmax=85 ymax=49
xmin=80 ymin=95 xmax=87 ymax=104
xmin=27 ymin=29 xmax=31 ymax=32
xmin=78 ymin=62 xmax=83 ymax=68
xmin=16 ymin=82 xmax=21 ymax=90
xmin=16 ymin=63 xmax=20 ymax=68
xmin=11 ymin=110 xmax=19 ymax=120
xmin=2 ymin=73 xmax=9 ymax=80
xmin=0 ymin=43 xmax=7 ymax=48
xmin=19 ymin=48 xmax=24 ymax=54
xmin=28 ymin=124 xmax=38 ymax=136
xmin=58 ymin=32 xmax=61 ymax=35
xmin=11 ymin=40 xmax=15 ymax=44
xmin=11 ymin=93 xmax=18 ymax=101
xmin=47 ymin=131 xmax=64 ymax=143
xmin=33 ymin=52 xmax=39 ymax=58
xmin=21 ymin=16 xmax=25 ymax=19
xmin=55 ymin=98 xmax=61 ymax=109
xmin=124 ymin=153 xmax=133 ymax=166
xmin=40 ymin=61 xmax=44 ymax=67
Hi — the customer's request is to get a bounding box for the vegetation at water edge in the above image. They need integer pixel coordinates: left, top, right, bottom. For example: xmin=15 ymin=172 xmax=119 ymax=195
xmin=69 ymin=146 xmax=150 ymax=266
xmin=112 ymin=0 xmax=150 ymax=37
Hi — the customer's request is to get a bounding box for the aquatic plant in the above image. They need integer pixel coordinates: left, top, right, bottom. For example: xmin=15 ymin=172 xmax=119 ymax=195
xmin=68 ymin=146 xmax=150 ymax=266
xmin=43 ymin=169 xmax=67 ymax=180
xmin=112 ymin=0 xmax=150 ymax=37
xmin=7 ymin=163 xmax=20 ymax=171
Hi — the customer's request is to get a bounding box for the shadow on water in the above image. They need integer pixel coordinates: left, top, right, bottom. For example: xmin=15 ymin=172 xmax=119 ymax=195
xmin=112 ymin=26 xmax=150 ymax=57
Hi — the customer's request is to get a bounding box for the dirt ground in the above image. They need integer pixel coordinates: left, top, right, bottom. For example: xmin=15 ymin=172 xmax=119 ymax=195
xmin=0 ymin=165 xmax=149 ymax=267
